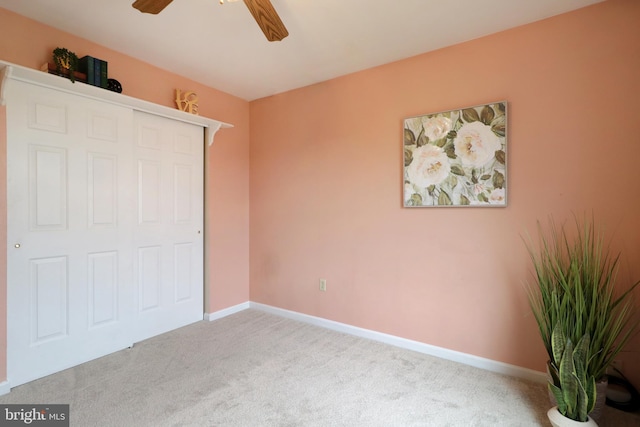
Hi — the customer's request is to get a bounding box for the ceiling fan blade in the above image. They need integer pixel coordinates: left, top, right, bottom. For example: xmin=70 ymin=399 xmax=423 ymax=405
xmin=132 ymin=0 xmax=174 ymax=14
xmin=243 ymin=0 xmax=289 ymax=42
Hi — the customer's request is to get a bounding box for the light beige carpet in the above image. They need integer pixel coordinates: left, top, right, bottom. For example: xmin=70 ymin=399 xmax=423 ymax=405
xmin=1 ymin=309 xmax=638 ymax=426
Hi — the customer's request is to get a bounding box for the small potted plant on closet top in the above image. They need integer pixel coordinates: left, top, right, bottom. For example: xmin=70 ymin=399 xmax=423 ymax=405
xmin=52 ymin=47 xmax=79 ymax=82
xmin=547 ymin=323 xmax=598 ymax=426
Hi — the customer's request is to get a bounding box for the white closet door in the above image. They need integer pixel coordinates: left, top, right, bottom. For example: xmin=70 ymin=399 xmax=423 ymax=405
xmin=131 ymin=111 xmax=204 ymax=343
xmin=6 ymin=81 xmax=136 ymax=386
xmin=6 ymin=83 xmax=204 ymax=388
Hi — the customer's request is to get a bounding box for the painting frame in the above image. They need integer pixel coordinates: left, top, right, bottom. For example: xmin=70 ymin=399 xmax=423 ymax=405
xmin=403 ymin=101 xmax=507 ymax=208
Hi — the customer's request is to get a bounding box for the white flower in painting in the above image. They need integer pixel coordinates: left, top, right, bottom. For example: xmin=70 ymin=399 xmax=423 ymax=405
xmin=422 ymin=115 xmax=452 ymax=142
xmin=406 ymin=145 xmax=451 ymax=188
xmin=489 ymin=188 xmax=506 ymax=204
xmin=454 ymin=121 xmax=501 ymax=167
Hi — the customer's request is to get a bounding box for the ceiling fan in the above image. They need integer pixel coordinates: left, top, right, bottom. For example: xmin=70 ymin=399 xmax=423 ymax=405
xmin=132 ymin=0 xmax=289 ymax=42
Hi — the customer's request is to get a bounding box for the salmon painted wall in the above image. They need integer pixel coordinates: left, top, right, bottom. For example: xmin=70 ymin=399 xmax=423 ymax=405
xmin=0 ymin=9 xmax=250 ymax=382
xmin=249 ymin=0 xmax=640 ymax=386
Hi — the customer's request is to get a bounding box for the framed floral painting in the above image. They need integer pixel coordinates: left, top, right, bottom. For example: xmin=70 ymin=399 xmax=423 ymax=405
xmin=403 ymin=101 xmax=507 ymax=207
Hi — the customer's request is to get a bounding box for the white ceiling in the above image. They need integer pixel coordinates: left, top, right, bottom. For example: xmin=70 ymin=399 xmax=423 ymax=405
xmin=0 ymin=0 xmax=603 ymax=101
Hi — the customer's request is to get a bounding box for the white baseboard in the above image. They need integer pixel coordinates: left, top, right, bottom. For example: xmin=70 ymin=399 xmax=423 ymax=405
xmin=203 ymin=301 xmax=546 ymax=384
xmin=249 ymin=302 xmax=547 ymax=384
xmin=204 ymin=301 xmax=251 ymax=322
xmin=0 ymin=381 xmax=10 ymax=396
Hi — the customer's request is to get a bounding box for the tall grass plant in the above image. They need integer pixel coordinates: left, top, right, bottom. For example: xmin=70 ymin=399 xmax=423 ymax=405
xmin=525 ymin=214 xmax=639 ymax=381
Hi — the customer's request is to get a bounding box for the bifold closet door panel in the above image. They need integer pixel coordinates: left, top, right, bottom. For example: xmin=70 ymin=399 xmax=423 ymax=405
xmin=6 ymin=80 xmax=136 ymax=387
xmin=131 ymin=111 xmax=204 ymax=344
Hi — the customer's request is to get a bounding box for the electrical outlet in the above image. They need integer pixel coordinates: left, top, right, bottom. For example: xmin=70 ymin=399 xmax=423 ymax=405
xmin=319 ymin=279 xmax=327 ymax=292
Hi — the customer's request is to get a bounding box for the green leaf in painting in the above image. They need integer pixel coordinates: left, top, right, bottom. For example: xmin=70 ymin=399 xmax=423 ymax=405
xmin=417 ymin=133 xmax=428 ymax=147
xmin=471 ymin=169 xmax=478 ymax=184
xmin=495 ymin=150 xmax=506 ymax=164
xmin=427 ymin=185 xmax=435 ymax=196
xmin=449 ymin=175 xmax=458 ymax=188
xmin=447 ymin=130 xmax=457 ymax=139
xmin=478 ymin=193 xmax=489 ymax=203
xmin=493 ymin=170 xmax=505 ymax=189
xmin=480 ymin=106 xmax=495 ymax=126
xmin=480 ymin=174 xmax=491 ymax=180
xmin=460 ymin=195 xmax=470 ymax=205
xmin=435 ymin=138 xmax=447 ymax=148
xmin=409 ymin=193 xmax=422 ymax=206
xmin=495 ymin=102 xmax=505 ymax=114
xmin=438 ymin=190 xmax=452 ymax=205
xmin=404 ymin=128 xmax=416 ymax=146
xmin=462 ymin=108 xmax=480 ymax=123
xmin=445 ymin=144 xmax=456 ymax=159
xmin=451 ymin=165 xmax=465 ymax=176
xmin=491 ymin=115 xmax=506 ymax=137
xmin=404 ymin=148 xmax=413 ymax=167
xmin=454 ymin=118 xmax=464 ymax=131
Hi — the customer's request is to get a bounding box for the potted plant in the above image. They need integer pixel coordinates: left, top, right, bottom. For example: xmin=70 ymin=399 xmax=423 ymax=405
xmin=547 ymin=323 xmax=598 ymax=426
xmin=52 ymin=47 xmax=79 ymax=82
xmin=525 ymin=214 xmax=640 ymax=419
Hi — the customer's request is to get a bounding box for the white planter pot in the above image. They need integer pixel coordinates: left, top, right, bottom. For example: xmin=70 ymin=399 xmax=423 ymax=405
xmin=547 ymin=407 xmax=598 ymax=427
